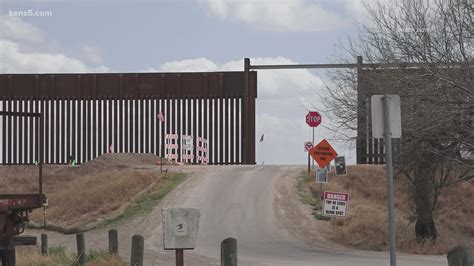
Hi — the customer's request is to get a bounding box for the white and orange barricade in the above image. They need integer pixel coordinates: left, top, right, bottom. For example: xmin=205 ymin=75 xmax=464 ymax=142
xmin=196 ymin=137 xmax=209 ymax=164
xmin=165 ymin=134 xmax=179 ymax=161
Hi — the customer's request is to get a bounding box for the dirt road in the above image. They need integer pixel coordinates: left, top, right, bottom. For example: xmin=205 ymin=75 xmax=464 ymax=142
xmin=26 ymin=165 xmax=447 ymax=265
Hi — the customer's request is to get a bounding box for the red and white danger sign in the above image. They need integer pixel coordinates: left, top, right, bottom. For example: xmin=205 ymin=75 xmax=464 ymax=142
xmin=323 ymin=191 xmax=349 ymax=217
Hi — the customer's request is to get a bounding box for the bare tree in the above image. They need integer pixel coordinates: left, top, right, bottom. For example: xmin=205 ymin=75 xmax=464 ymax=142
xmin=324 ymin=0 xmax=473 ymax=241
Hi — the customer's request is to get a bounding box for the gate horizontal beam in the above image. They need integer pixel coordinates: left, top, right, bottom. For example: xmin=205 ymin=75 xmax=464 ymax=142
xmin=0 ymin=72 xmax=257 ymax=100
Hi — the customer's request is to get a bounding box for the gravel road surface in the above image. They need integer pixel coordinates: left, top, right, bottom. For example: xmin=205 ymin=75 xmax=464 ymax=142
xmin=26 ymin=165 xmax=447 ymax=265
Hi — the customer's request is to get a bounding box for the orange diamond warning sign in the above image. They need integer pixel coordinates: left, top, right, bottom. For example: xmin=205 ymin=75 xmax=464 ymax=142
xmin=309 ymin=139 xmax=338 ymax=168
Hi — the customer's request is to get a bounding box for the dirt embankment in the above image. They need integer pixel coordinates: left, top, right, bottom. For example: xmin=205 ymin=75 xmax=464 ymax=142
xmin=290 ymin=165 xmax=473 ymax=255
xmin=0 ymin=153 xmax=181 ymax=231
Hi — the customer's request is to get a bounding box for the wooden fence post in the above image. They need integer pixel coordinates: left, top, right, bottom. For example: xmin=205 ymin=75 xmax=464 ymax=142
xmin=41 ymin=233 xmax=48 ymax=256
xmin=76 ymin=233 xmax=85 ymax=266
xmin=130 ymin=234 xmax=144 ymax=266
xmin=221 ymin=237 xmax=237 ymax=266
xmin=108 ymin=229 xmax=118 ymax=255
xmin=447 ymin=245 xmax=473 ymax=266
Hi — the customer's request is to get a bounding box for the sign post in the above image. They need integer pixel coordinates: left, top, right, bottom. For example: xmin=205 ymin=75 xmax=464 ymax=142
xmin=371 ymin=95 xmax=401 ymax=266
xmin=306 ymin=111 xmax=321 ymax=170
xmin=157 ymin=112 xmax=165 ymax=173
xmin=162 ymin=208 xmax=201 ymax=266
xmin=323 ymin=191 xmax=349 ymax=217
xmin=304 ymin=141 xmax=313 ymax=175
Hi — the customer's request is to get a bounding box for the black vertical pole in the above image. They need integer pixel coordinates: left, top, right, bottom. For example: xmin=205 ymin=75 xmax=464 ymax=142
xmin=97 ymin=99 xmax=102 ymax=157
xmin=13 ymin=100 xmax=17 ymax=164
xmin=2 ymin=100 xmax=6 ymax=164
xmin=135 ymin=99 xmax=139 ymax=153
xmin=29 ymin=99 xmax=34 ymax=164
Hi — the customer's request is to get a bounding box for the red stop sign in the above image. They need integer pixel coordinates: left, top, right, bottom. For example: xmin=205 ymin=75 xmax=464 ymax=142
xmin=306 ymin=111 xmax=321 ymax=127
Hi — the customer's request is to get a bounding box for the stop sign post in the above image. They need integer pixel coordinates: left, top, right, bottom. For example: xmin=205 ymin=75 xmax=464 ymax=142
xmin=306 ymin=111 xmax=322 ymax=171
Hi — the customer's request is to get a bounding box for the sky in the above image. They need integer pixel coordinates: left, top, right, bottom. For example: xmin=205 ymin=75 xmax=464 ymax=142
xmin=0 ymin=0 xmax=368 ymax=165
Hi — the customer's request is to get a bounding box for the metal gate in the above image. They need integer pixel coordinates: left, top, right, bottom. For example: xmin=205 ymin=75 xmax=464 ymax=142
xmin=0 ymin=71 xmax=257 ymax=165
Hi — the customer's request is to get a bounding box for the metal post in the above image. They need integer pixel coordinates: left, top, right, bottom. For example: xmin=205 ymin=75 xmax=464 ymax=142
xmin=307 ymin=153 xmax=310 ymax=175
xmin=243 ymin=58 xmax=250 ymax=164
xmin=108 ymin=229 xmax=118 ymax=255
xmin=130 ymin=234 xmax=144 ymax=266
xmin=41 ymin=233 xmax=48 ymax=256
xmin=39 ymin=163 xmax=42 ymax=194
xmin=4 ymin=219 xmax=16 ymax=266
xmin=312 ymin=128 xmax=315 ymax=170
xmin=221 ymin=238 xmax=238 ymax=266
xmin=39 ymin=113 xmax=44 ymax=194
xmin=76 ymin=233 xmax=86 ymax=266
xmin=382 ymin=95 xmax=397 ymax=266
xmin=176 ymin=249 xmax=184 ymax=266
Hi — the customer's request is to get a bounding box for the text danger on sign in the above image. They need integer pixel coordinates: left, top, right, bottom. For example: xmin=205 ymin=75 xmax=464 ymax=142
xmin=325 ymin=192 xmax=348 ymax=201
xmin=323 ymin=191 xmax=349 ymax=217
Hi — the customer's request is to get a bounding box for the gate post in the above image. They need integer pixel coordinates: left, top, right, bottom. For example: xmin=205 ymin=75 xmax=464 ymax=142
xmin=356 ymin=56 xmax=367 ymax=164
xmin=243 ymin=58 xmax=256 ymax=165
xmin=221 ymin=238 xmax=237 ymax=266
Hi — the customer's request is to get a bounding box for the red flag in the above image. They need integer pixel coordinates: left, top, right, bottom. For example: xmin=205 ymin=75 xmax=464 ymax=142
xmin=157 ymin=112 xmax=164 ymax=123
xmin=259 ymin=134 xmax=264 ymax=142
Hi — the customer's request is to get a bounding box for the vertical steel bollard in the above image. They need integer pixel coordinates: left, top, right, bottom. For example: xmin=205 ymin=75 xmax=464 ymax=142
xmin=41 ymin=233 xmax=48 ymax=256
xmin=447 ymin=245 xmax=473 ymax=266
xmin=108 ymin=229 xmax=118 ymax=255
xmin=221 ymin=238 xmax=237 ymax=266
xmin=76 ymin=233 xmax=85 ymax=266
xmin=130 ymin=234 xmax=144 ymax=266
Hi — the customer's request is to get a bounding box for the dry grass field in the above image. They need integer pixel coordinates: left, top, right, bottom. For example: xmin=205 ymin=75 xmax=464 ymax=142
xmin=0 ymin=153 xmax=183 ymax=230
xmin=16 ymin=246 xmax=126 ymax=266
xmin=298 ymin=165 xmax=473 ymax=255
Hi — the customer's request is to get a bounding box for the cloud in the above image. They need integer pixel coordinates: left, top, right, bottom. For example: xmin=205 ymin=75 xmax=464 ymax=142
xmin=80 ymin=45 xmax=104 ymax=65
xmin=155 ymin=57 xmax=325 ymax=100
xmin=0 ymin=16 xmax=109 ymax=73
xmin=343 ymin=0 xmax=368 ymax=23
xmin=0 ymin=15 xmax=44 ymax=43
xmin=157 ymin=57 xmax=220 ymax=72
xmin=153 ymin=57 xmax=356 ymax=164
xmin=0 ymin=40 xmax=108 ymax=73
xmin=200 ymin=0 xmax=347 ymax=32
xmin=343 ymin=0 xmax=438 ymax=25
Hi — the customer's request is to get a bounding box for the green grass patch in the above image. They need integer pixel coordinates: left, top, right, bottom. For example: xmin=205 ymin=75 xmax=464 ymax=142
xmin=85 ymin=249 xmax=126 ymax=264
xmin=19 ymin=246 xmax=126 ymax=265
xmin=48 ymin=245 xmax=74 ymax=264
xmin=99 ymin=173 xmax=186 ymax=228
xmin=86 ymin=249 xmax=110 ymax=262
xmin=295 ymin=174 xmax=329 ymax=221
xmin=296 ymin=175 xmax=316 ymax=205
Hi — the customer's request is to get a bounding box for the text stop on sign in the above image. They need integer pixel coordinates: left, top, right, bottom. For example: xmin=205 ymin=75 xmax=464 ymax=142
xmin=306 ymin=111 xmax=321 ymax=127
